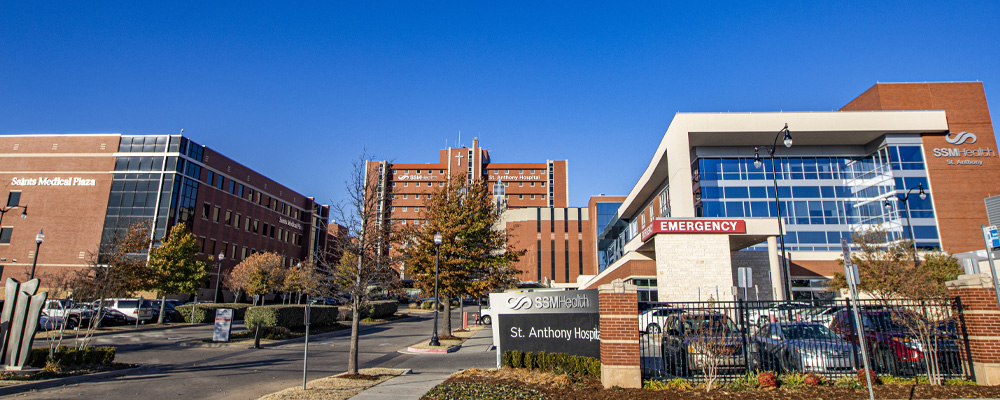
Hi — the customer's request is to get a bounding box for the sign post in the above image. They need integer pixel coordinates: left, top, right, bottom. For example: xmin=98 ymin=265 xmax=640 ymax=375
xmin=842 ymin=239 xmax=874 ymax=400
xmin=212 ymin=308 xmax=233 ymax=342
xmin=302 ymin=299 xmax=311 ymax=389
xmin=980 ymin=225 xmax=1000 ymax=312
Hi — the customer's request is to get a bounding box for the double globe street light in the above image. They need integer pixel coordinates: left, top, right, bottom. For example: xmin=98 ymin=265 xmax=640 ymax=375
xmin=884 ymin=183 xmax=927 ymax=265
xmin=429 ymin=232 xmax=443 ymax=347
xmin=753 ymin=124 xmax=793 ymax=300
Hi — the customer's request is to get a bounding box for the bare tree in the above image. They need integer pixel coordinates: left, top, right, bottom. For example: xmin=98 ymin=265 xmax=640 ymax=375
xmin=325 ymin=152 xmax=401 ymax=376
xmin=71 ymin=219 xmax=154 ymax=347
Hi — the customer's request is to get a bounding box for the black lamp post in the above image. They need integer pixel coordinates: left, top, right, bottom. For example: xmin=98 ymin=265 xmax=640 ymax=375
xmin=214 ymin=252 xmax=225 ymax=303
xmin=29 ymin=229 xmax=44 ymax=279
xmin=430 ymin=232 xmax=443 ymax=346
xmin=884 ymin=183 xmax=926 ymax=265
xmin=754 ymin=124 xmax=793 ymax=300
xmin=0 ymin=204 xmax=27 ymax=227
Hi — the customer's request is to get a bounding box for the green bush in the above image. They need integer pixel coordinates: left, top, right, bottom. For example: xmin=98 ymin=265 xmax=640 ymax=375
xmin=29 ymin=346 xmax=116 ymax=368
xmin=361 ymin=300 xmax=398 ymax=319
xmin=501 ymin=350 xmax=600 ymax=378
xmin=175 ymin=303 xmax=252 ymax=323
xmin=245 ymin=305 xmax=338 ymax=330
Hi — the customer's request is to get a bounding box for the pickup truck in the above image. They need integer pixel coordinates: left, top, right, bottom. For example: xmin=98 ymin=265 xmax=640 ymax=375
xmin=43 ymin=299 xmax=94 ymax=329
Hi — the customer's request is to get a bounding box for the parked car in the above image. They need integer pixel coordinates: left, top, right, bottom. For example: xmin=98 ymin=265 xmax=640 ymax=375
xmin=753 ymin=322 xmax=855 ymax=373
xmin=150 ymin=300 xmax=181 ymax=322
xmin=638 ymin=307 xmax=685 ymax=334
xmin=661 ymin=312 xmax=747 ymax=376
xmin=43 ymin=299 xmax=94 ymax=328
xmin=96 ymin=298 xmax=154 ymax=323
xmin=747 ymin=302 xmax=812 ymax=326
xmin=829 ymin=309 xmax=961 ymax=375
xmin=39 ymin=310 xmax=76 ymax=330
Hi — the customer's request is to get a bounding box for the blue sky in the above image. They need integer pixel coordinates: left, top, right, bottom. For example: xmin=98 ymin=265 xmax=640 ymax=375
xmin=3 ymin=1 xmax=998 ymax=208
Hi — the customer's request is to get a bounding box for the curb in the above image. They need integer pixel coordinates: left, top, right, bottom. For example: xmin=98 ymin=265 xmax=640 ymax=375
xmin=0 ymin=365 xmax=156 ymax=396
xmin=178 ymin=314 xmax=419 ymax=348
xmin=405 ymin=345 xmax=461 ymax=354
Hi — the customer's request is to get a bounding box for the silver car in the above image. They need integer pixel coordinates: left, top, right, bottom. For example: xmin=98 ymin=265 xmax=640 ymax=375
xmin=753 ymin=322 xmax=856 ymax=373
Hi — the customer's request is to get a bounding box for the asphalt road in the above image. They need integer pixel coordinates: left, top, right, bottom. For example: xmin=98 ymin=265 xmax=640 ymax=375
xmin=12 ymin=309 xmax=483 ymax=400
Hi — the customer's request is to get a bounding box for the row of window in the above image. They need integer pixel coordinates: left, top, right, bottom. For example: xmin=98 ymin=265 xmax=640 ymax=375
xmin=201 ymin=238 xmax=300 ymax=266
xmin=203 ymin=169 xmax=305 ymax=221
xmin=201 ymin=203 xmax=303 ymax=246
xmin=391 ymin=168 xmax=545 ymax=175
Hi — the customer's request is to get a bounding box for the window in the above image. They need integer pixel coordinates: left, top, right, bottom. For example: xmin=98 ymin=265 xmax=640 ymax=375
xmin=245 ymin=217 xmax=251 ymax=231
xmin=202 ymin=203 xmax=211 ymax=219
xmin=541 ymin=194 xmax=546 ymax=199
xmin=404 ymin=169 xmax=409 ymax=174
xmin=0 ymin=228 xmax=11 ymax=244
xmin=225 ymin=210 xmax=232 ymax=225
xmin=208 ymin=239 xmax=216 ymax=255
xmin=205 ymin=171 xmax=214 ymax=185
xmin=391 ymin=207 xmax=396 ymax=212
xmin=530 ymin=195 xmax=535 ymax=199
xmin=518 ymin=195 xmax=524 ymax=199
xmin=253 ymin=219 xmax=259 ymax=234
xmin=402 ymin=194 xmax=407 ymax=199
xmin=238 ymin=184 xmax=244 ymax=197
xmin=216 ymin=176 xmax=224 ymax=190
xmin=541 ymin=182 xmax=546 ymax=187
xmin=392 ymin=182 xmax=396 ymax=187
xmin=416 ymin=170 xmax=420 ymax=173
xmin=439 ymin=183 xmax=444 ymax=187
xmin=234 ymin=213 xmax=241 ymax=227
xmin=213 ymin=206 xmax=220 ymax=222
xmin=414 ymin=207 xmax=419 ymax=212
xmin=404 ymin=182 xmax=408 ymax=187
xmin=241 ymin=246 xmax=248 ymax=260
xmin=519 ymin=182 xmax=523 ymax=187
xmin=505 ymin=169 xmax=509 ymax=174
xmin=519 ymin=169 xmax=523 ymax=174
xmin=269 ymin=225 xmax=275 ymax=238
xmin=531 ymin=169 xmax=535 ymax=174
xmin=530 ymin=182 xmax=535 ymax=187
xmin=6 ymin=192 xmax=20 ymax=208
xmin=231 ymin=243 xmax=238 ymax=259
xmin=415 ymin=194 xmax=420 ymax=199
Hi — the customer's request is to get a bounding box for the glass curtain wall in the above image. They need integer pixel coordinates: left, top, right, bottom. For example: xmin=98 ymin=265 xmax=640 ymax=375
xmin=693 ymin=143 xmax=939 ymax=252
xmin=102 ymin=135 xmax=204 ymax=247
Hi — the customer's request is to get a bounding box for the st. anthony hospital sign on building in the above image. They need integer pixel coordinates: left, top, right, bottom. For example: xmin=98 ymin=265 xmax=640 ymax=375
xmin=490 ymin=289 xmax=600 ymax=361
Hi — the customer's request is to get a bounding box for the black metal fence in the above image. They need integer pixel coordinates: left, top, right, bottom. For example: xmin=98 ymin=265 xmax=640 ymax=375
xmin=639 ymin=298 xmax=970 ymax=382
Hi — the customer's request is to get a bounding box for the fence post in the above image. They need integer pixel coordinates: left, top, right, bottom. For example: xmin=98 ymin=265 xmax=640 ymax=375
xmin=599 ymin=279 xmax=640 ymax=388
xmin=946 ymin=273 xmax=1000 ymax=384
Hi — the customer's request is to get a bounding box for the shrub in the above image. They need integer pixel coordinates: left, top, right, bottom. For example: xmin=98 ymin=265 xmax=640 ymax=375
xmin=834 ymin=376 xmax=861 ymax=388
xmin=857 ymin=368 xmax=879 ymax=386
xmin=175 ymin=303 xmax=252 ymax=323
xmin=803 ymin=372 xmax=822 ymax=386
xmin=758 ymin=371 xmax=778 ymax=388
xmin=408 ymin=303 xmax=418 ymax=309
xmin=500 ymin=351 xmax=601 ymax=378
xmin=360 ymin=300 xmax=398 ymax=319
xmin=523 ymin=352 xmax=535 ymax=369
xmin=944 ymin=378 xmax=977 ymax=386
xmin=780 ymin=372 xmax=806 ymax=387
xmin=727 ymin=372 xmax=760 ymax=391
xmin=664 ymin=377 xmax=694 ymax=390
xmin=245 ymin=305 xmax=339 ymax=330
xmin=644 ymin=379 xmax=669 ymax=390
xmin=28 ymin=346 xmax=116 ymax=368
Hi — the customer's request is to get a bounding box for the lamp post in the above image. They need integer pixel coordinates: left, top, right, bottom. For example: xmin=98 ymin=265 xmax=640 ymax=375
xmin=29 ymin=230 xmax=44 ymax=280
xmin=214 ymin=252 xmax=225 ymax=303
xmin=0 ymin=204 xmax=27 ymax=228
xmin=884 ymin=183 xmax=926 ymax=265
xmin=754 ymin=123 xmax=793 ymax=300
xmin=430 ymin=232 xmax=443 ymax=346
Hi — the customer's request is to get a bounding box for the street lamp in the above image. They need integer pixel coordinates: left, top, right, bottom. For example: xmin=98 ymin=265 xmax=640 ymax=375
xmin=884 ymin=183 xmax=926 ymax=265
xmin=214 ymin=252 xmax=225 ymax=303
xmin=0 ymin=204 xmax=27 ymax=227
xmin=430 ymin=232 xmax=443 ymax=347
xmin=754 ymin=123 xmax=793 ymax=300
xmin=29 ymin=229 xmax=44 ymax=279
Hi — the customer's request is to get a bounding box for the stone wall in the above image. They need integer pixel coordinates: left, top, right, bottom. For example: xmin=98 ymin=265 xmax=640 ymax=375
xmin=654 ymin=234 xmax=733 ymax=302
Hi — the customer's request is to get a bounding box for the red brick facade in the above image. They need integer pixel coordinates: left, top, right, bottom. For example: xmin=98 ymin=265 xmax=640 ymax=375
xmin=947 ymin=274 xmax=1000 ymax=384
xmin=599 ymin=279 xmax=641 ymax=388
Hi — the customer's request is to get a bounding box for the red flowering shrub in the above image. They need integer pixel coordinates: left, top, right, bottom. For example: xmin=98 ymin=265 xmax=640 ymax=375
xmin=804 ymin=372 xmax=821 ymax=386
xmin=758 ymin=371 xmax=778 ymax=388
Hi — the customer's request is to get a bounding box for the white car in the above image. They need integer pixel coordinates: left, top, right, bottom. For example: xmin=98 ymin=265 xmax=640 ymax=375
xmin=638 ymin=307 xmax=685 ymax=334
xmin=97 ymin=299 xmax=154 ymax=323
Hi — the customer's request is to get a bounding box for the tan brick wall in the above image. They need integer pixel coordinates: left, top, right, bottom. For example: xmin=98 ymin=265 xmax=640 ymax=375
xmin=655 ymin=234 xmax=734 ymax=301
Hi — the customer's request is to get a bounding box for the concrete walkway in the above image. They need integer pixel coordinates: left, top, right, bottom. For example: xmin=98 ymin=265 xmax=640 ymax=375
xmin=351 ymin=326 xmax=496 ymax=400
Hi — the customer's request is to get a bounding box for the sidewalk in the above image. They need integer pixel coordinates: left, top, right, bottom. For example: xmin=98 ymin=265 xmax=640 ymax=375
xmin=350 ymin=325 xmax=496 ymax=400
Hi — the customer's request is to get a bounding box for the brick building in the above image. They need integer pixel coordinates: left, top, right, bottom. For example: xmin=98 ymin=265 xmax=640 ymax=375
xmin=366 ymin=139 xmax=598 ymax=284
xmin=0 ymin=134 xmax=331 ymax=299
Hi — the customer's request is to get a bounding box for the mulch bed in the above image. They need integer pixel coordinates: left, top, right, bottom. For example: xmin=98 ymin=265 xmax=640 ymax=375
xmin=0 ymin=363 xmax=136 ymax=384
xmin=441 ymin=370 xmax=1000 ymax=400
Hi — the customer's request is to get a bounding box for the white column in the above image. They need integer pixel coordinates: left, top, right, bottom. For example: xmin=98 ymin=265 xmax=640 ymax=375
xmin=766 ymin=236 xmax=785 ymax=301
